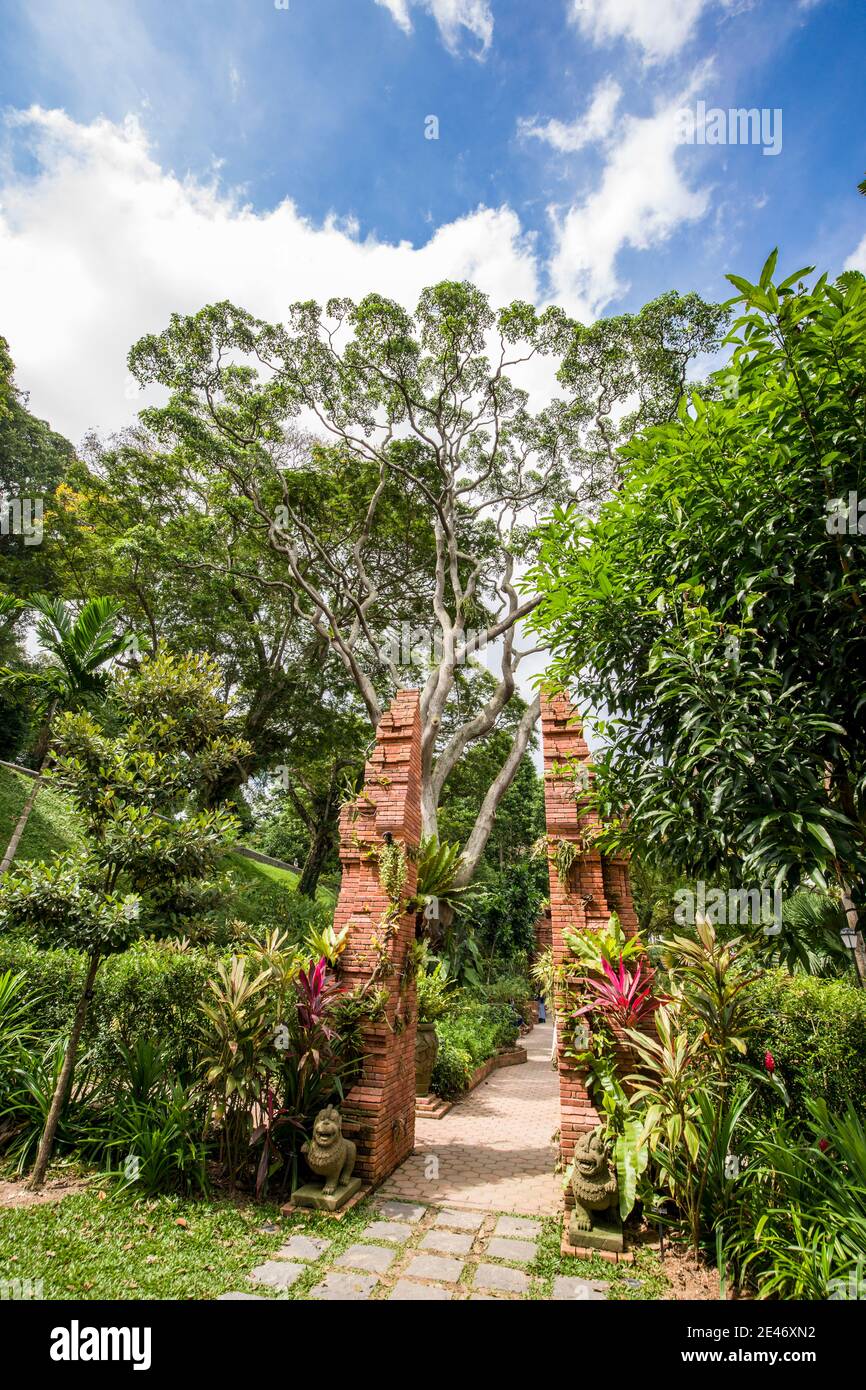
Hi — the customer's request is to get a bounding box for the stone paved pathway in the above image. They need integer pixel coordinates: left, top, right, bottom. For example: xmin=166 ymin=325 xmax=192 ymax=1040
xmin=377 ymin=1021 xmax=561 ymax=1216
xmin=221 ymin=1199 xmax=612 ymax=1302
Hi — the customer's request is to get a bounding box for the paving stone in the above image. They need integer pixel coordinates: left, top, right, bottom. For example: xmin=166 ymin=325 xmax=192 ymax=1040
xmin=433 ymin=1208 xmax=485 ymax=1232
xmin=552 ymin=1275 xmax=608 ymax=1302
xmin=309 ymin=1272 xmax=378 ymax=1301
xmin=376 ymin=1200 xmax=427 ymax=1223
xmin=249 ymin=1260 xmax=304 ymax=1290
xmin=469 ymin=1293 xmax=501 ymax=1301
xmin=493 ymin=1215 xmax=541 ymax=1240
xmin=362 ymin=1220 xmax=414 ymax=1244
xmin=275 ymin=1235 xmax=331 ymax=1262
xmin=485 ymin=1236 xmax=537 ymax=1264
xmin=404 ymin=1253 xmax=465 ymax=1284
xmin=216 ymin=1291 xmax=268 ymax=1300
xmin=389 ymin=1279 xmax=454 ymax=1301
xmin=420 ymin=1229 xmax=474 ymax=1256
xmin=335 ymin=1243 xmax=396 ymax=1274
xmin=474 ymin=1262 xmax=529 ymax=1294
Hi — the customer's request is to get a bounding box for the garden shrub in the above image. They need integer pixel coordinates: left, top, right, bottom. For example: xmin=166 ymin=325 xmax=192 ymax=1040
xmin=430 ymin=1036 xmax=473 ymax=1099
xmin=745 ymin=970 xmax=866 ymax=1124
xmin=212 ymin=876 xmax=333 ymax=940
xmin=431 ymin=998 xmax=520 ymax=1098
xmin=469 ymin=972 xmax=534 ymax=1021
xmin=0 ymin=938 xmax=214 ymax=1082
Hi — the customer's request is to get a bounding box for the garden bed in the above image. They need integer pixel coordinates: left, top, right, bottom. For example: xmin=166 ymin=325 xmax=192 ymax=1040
xmin=416 ymin=1044 xmax=526 ymax=1118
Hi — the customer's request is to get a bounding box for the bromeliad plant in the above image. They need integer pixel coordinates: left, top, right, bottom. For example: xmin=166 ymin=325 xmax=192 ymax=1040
xmin=573 ymin=955 xmax=660 ymax=1031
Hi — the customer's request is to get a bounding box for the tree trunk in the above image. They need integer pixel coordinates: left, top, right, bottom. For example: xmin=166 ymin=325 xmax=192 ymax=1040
xmin=453 ymin=692 xmax=541 ymax=887
xmin=28 ymin=953 xmax=100 ymax=1190
xmin=839 ymin=884 xmax=866 ymax=987
xmin=0 ymin=773 xmax=45 ymax=875
xmin=297 ymin=818 xmax=334 ymax=898
xmin=0 ymin=701 xmax=57 ymax=875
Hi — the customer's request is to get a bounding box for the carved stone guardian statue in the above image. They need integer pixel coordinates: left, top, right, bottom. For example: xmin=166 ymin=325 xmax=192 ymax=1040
xmin=567 ymin=1125 xmax=623 ymax=1252
xmin=291 ymin=1104 xmax=362 ymax=1212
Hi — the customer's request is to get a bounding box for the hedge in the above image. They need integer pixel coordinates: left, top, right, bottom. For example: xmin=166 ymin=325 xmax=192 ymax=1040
xmin=745 ymin=969 xmax=866 ymax=1124
xmin=0 ymin=938 xmax=214 ymax=1082
xmin=430 ymin=998 xmax=520 ymax=1100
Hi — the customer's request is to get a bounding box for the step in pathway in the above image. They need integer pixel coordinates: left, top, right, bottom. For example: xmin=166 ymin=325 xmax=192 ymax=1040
xmin=218 ymin=1199 xmax=610 ymax=1302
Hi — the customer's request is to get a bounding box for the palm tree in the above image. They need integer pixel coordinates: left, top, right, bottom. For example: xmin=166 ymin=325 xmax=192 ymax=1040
xmin=0 ymin=595 xmax=132 ymax=873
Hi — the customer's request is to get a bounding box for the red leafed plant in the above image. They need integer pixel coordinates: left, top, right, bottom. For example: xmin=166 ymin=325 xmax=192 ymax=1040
xmin=574 ymin=955 xmax=660 ymax=1029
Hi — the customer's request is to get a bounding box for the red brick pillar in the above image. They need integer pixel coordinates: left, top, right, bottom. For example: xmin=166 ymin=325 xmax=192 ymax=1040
xmin=541 ymin=693 xmax=639 ymax=1177
xmin=333 ymin=689 xmax=422 ymax=1186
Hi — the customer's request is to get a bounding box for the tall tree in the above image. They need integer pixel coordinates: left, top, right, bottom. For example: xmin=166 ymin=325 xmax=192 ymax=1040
xmin=529 ymin=258 xmax=866 ymax=976
xmin=129 ymin=281 xmax=725 ymax=884
xmin=0 ymin=648 xmax=248 ymax=1187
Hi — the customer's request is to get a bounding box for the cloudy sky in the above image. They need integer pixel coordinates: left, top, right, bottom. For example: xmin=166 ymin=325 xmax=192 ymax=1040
xmin=0 ymin=0 xmax=863 ymax=445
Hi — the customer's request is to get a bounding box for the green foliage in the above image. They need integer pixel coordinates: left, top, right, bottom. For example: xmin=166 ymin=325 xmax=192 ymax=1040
xmin=0 ymin=938 xmax=215 ymax=1082
xmin=102 ymin=1085 xmax=209 ymax=1197
xmin=563 ymin=912 xmax=644 ymax=973
xmin=431 ymin=997 xmax=520 ymax=1099
xmin=722 ymin=1099 xmax=866 ymax=1298
xmin=0 ymin=854 xmax=142 ymax=955
xmin=758 ymin=889 xmax=853 ymax=977
xmin=1 ymin=1036 xmax=102 ymax=1172
xmin=429 ymin=1036 xmax=474 ymax=1100
xmin=0 ymin=969 xmax=39 ymax=1114
xmin=415 ymin=958 xmax=456 ymax=1023
xmin=412 ymin=837 xmax=470 ymax=914
xmin=463 ymin=857 xmax=546 ymax=966
xmin=529 ymin=262 xmax=866 ymax=896
xmin=744 ymin=970 xmax=866 ymax=1124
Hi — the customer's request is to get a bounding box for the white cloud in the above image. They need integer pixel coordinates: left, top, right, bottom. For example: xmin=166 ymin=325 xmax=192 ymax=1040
xmin=518 ymin=78 xmax=622 ymax=153
xmin=374 ymin=0 xmax=493 ymax=56
xmin=569 ymin=0 xmax=741 ymax=64
xmin=845 ymin=236 xmax=866 ymax=274
xmin=0 ymin=108 xmax=539 ymax=443
xmin=546 ymin=79 xmax=711 ymax=317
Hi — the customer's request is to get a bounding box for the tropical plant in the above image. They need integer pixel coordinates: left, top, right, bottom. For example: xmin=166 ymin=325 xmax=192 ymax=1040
xmin=0 ymin=969 xmax=39 ymax=1110
xmin=199 ymin=955 xmax=273 ymax=1186
xmin=563 ymin=913 xmax=644 ymax=973
xmin=578 ymin=1052 xmax=648 ymax=1221
xmin=573 ymin=955 xmax=659 ymax=1031
xmin=722 ymin=1099 xmax=866 ymax=1298
xmin=528 ymin=259 xmax=866 ymax=975
xmin=0 ymin=594 xmax=135 ymax=873
xmin=416 ymin=958 xmax=457 ymax=1024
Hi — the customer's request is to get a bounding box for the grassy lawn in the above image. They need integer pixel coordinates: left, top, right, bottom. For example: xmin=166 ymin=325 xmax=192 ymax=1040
xmin=0 ymin=765 xmax=84 ymax=862
xmin=0 ymin=1177 xmax=667 ymax=1300
xmin=0 ymin=765 xmax=336 ymax=916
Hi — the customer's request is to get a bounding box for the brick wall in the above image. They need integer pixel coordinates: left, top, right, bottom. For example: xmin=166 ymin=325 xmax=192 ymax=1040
xmin=541 ymin=693 xmax=639 ymax=1179
xmin=333 ymin=689 xmax=422 ymax=1186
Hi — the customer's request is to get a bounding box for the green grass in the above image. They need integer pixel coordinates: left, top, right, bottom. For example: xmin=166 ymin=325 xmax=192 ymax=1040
xmin=0 ymin=766 xmax=336 ymax=920
xmin=0 ymin=765 xmax=84 ymax=862
xmin=0 ymin=1183 xmax=668 ymax=1300
xmin=224 ymin=851 xmax=298 ymax=887
xmin=0 ymin=1186 xmax=292 ymax=1300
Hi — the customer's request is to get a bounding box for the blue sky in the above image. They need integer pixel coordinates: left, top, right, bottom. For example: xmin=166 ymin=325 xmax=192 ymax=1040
xmin=0 ymin=0 xmax=864 ymax=440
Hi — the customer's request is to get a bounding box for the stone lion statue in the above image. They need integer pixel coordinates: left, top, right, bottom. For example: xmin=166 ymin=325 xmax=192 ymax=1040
xmin=302 ymin=1105 xmax=357 ymax=1195
xmin=570 ymin=1126 xmax=618 ymax=1234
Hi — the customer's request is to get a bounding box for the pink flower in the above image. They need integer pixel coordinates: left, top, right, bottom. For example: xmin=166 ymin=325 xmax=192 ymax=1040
xmin=764 ymin=1051 xmax=775 ymax=1073
xmin=818 ymin=1138 xmax=829 ymax=1153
